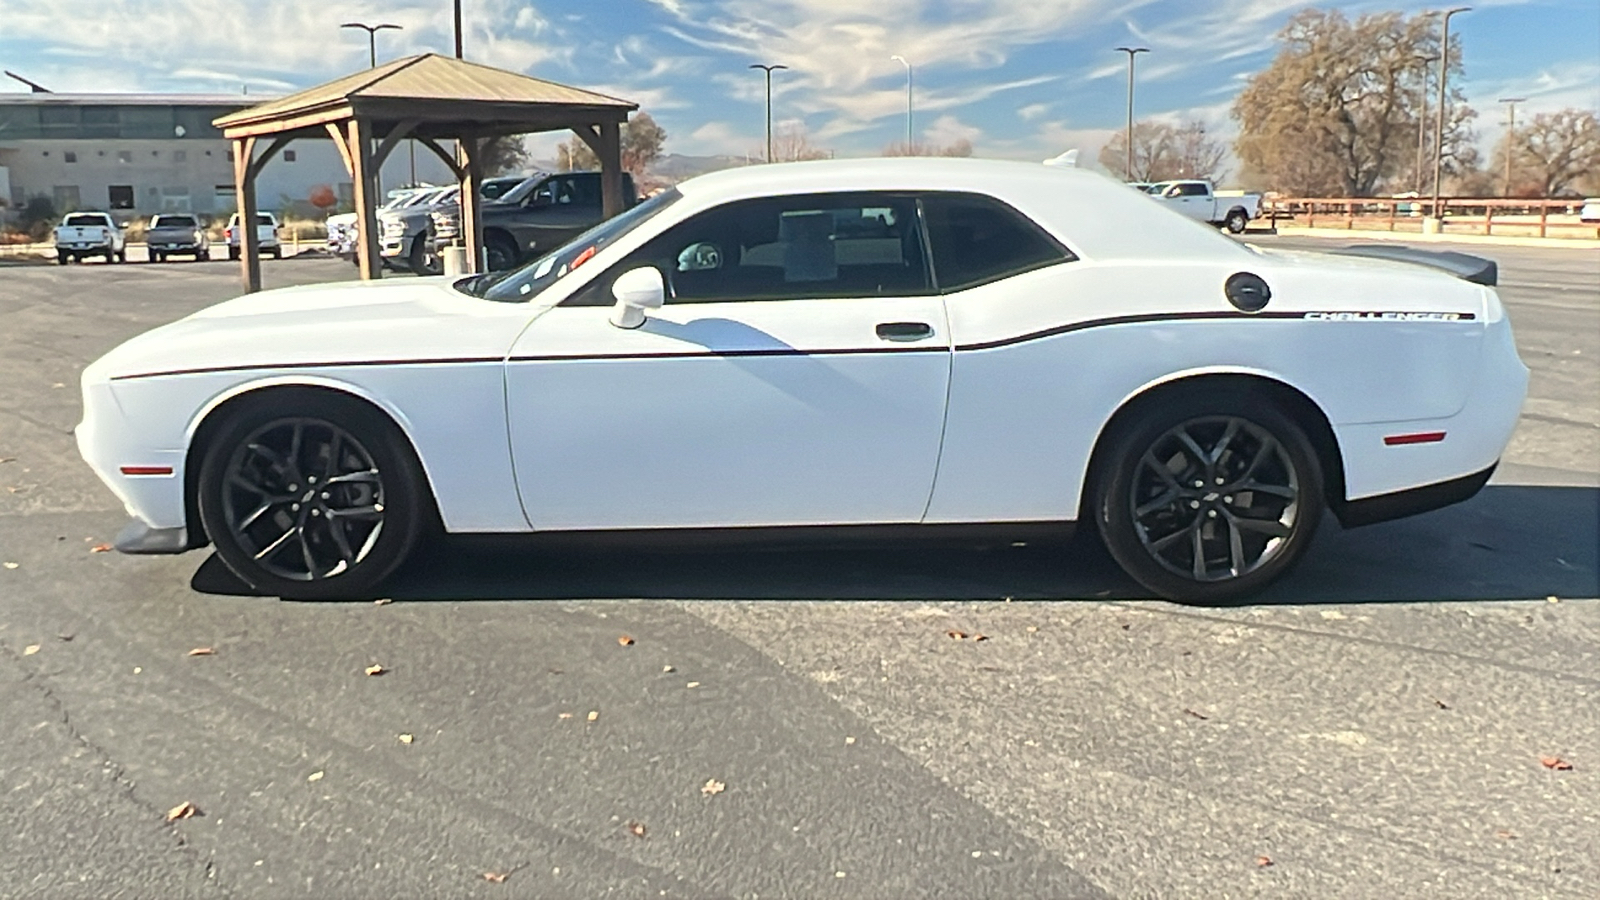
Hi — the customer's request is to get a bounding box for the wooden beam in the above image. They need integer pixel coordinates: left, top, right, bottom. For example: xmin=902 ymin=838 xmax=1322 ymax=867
xmin=348 ymin=118 xmax=382 ymax=282
xmin=325 ymin=121 xmax=355 ymax=176
xmin=221 ymin=104 xmax=353 ymax=140
xmin=246 ymin=135 xmax=296 ymax=182
xmin=232 ymin=137 xmax=262 ymax=293
xmin=458 ymin=137 xmax=484 ymax=273
xmin=597 ymin=121 xmax=625 ymax=218
xmin=571 ymin=123 xmax=603 ymax=158
xmin=415 ymin=138 xmax=464 ymax=179
xmin=371 ymin=119 xmax=420 ymax=173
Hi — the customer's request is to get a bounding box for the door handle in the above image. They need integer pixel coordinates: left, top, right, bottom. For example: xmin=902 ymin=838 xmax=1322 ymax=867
xmin=876 ymin=321 xmax=934 ymax=342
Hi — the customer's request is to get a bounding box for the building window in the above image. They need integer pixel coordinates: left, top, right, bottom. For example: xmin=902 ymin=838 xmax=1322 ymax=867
xmin=108 ymin=185 xmax=134 ymax=209
xmin=41 ymin=150 xmax=48 ymax=157
xmin=173 ymin=150 xmax=187 ymax=163
xmin=117 ymin=150 xmax=132 ymax=163
xmin=64 ymin=151 xmax=77 ymax=163
xmin=283 ymin=149 xmax=297 ymax=162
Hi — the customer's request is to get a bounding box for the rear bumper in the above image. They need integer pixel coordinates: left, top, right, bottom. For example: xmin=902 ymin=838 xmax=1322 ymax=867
xmin=1334 ymin=462 xmax=1496 ymax=528
xmin=114 ymin=519 xmax=192 ymax=554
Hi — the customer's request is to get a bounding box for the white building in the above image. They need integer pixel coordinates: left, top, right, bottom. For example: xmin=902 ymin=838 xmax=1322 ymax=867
xmin=0 ymin=92 xmax=454 ymax=222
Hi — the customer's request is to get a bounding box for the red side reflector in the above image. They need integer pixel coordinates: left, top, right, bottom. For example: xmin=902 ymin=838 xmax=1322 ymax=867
xmin=1383 ymin=432 xmax=1446 ymax=446
xmin=120 ymin=465 xmax=174 ymax=476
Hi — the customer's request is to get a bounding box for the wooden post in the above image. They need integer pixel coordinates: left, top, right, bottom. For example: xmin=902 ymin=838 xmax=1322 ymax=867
xmin=232 ymin=137 xmax=262 ymax=292
xmin=599 ymin=120 xmax=625 ymax=218
xmin=1483 ymin=203 xmax=1493 ymax=236
xmin=1307 ymin=202 xmax=1316 ymax=228
xmin=458 ymin=137 xmax=484 ymax=273
xmin=1388 ymin=200 xmax=1397 ymax=231
xmin=348 ymin=118 xmax=381 ymax=281
xmin=1345 ymin=200 xmax=1354 ymax=230
xmin=1539 ymin=202 xmax=1549 ymax=238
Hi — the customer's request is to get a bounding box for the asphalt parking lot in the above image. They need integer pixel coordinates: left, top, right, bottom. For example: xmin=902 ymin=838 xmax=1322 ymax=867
xmin=1 ymin=240 xmax=1596 ymax=899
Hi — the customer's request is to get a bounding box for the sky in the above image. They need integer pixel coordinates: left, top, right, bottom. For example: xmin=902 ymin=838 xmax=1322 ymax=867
xmin=1 ymin=0 xmax=1596 ymax=174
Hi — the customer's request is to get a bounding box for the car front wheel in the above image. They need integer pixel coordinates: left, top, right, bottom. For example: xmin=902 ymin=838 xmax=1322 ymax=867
xmin=197 ymin=392 xmax=432 ymax=599
xmin=1092 ymin=390 xmax=1324 ymax=604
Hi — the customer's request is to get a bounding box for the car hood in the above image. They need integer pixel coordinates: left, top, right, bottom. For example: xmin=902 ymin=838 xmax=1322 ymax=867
xmin=85 ymin=278 xmax=535 ymax=383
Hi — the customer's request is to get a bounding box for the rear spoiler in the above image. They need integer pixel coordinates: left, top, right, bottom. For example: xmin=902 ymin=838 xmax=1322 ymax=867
xmin=1330 ymin=244 xmax=1497 ymax=287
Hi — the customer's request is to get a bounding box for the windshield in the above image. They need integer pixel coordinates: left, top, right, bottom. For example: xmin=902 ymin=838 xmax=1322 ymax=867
xmin=153 ymin=215 xmax=196 ymax=228
xmin=457 ymin=188 xmax=681 ymax=303
xmin=490 ymin=174 xmax=548 ymax=206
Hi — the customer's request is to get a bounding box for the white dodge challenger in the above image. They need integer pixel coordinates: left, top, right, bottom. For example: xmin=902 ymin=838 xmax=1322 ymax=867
xmin=77 ymin=159 xmax=1528 ymax=603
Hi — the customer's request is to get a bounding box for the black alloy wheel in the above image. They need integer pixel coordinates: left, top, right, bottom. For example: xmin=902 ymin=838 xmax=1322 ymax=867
xmin=409 ymin=233 xmax=442 ymax=275
xmin=485 ymin=233 xmax=519 ymax=271
xmin=1093 ymin=391 xmax=1324 ymax=604
xmin=198 ymin=393 xmax=431 ymax=599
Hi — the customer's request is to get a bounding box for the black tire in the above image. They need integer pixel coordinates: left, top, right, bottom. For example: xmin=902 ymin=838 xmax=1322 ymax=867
xmin=485 ymin=232 xmax=519 ymax=271
xmin=116 ymin=248 xmax=127 ymax=263
xmin=270 ymin=245 xmax=282 ymax=259
xmin=152 ymin=251 xmax=164 ymax=263
xmin=228 ymin=246 xmax=240 ymax=261
xmin=199 ymin=249 xmax=210 ymax=262
xmin=1091 ymin=388 xmax=1324 ymax=604
xmin=1224 ymin=209 xmax=1249 ymax=234
xmin=105 ymin=249 xmax=116 ymax=264
xmin=57 ymin=253 xmax=69 ymax=265
xmin=197 ymin=391 xmax=433 ymax=600
xmin=408 ymin=233 xmax=442 ymax=275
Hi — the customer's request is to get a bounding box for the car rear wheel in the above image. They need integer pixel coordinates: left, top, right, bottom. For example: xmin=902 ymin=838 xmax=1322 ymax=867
xmin=197 ymin=393 xmax=432 ymax=600
xmin=1224 ymin=209 xmax=1249 ymax=234
xmin=57 ymin=253 xmax=68 ymax=265
xmin=1092 ymin=390 xmax=1324 ymax=604
xmin=152 ymin=251 xmax=164 ymax=263
xmin=408 ymin=233 xmax=442 ymax=275
xmin=228 ymin=247 xmax=240 ymax=261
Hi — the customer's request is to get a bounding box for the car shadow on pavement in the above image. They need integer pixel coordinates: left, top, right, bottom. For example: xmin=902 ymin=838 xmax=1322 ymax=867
xmin=189 ymin=485 xmax=1598 ymax=605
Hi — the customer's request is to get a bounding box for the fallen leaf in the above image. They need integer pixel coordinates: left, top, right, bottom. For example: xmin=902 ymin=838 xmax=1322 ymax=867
xmin=166 ymin=801 xmax=201 ymax=821
xmin=617 ymin=635 xmax=634 ymax=646
xmin=1255 ymin=855 xmax=1274 ymax=868
xmin=557 ymin=712 xmax=573 ymax=719
xmin=187 ymin=647 xmax=214 ymax=657
xmin=1495 ymin=829 xmax=1517 ymax=839
xmin=56 ymin=634 xmax=74 ymax=642
xmin=586 ymin=710 xmax=599 ymax=722
xmin=1431 ymin=697 xmax=1449 ymax=710
xmin=3 ymin=562 xmax=18 ymax=569
xmin=946 ymin=630 xmax=967 ymax=640
xmin=1547 ymin=595 xmax=1560 ymax=603
xmin=307 ymin=770 xmax=324 ymax=782
xmin=89 ymin=543 xmax=112 ymax=553
xmin=1120 ymin=623 xmax=1131 ymax=630
xmin=971 ymin=633 xmax=989 ymax=642
xmin=398 ymin=733 xmax=414 ymax=745
xmin=0 ymin=457 xmax=15 ymax=463
xmin=1025 ymin=625 xmax=1039 ymax=633
xmin=1183 ymin=708 xmax=1209 ymax=720
xmin=483 ymin=871 xmax=509 ymax=884
xmin=625 ymin=821 xmax=646 ymax=838
xmin=1540 ymin=756 xmax=1573 ymax=771
xmin=363 ymin=664 xmax=387 ymax=676
xmin=686 ymin=681 xmax=700 ymax=689
xmin=844 ymin=736 xmax=856 ymax=745
xmin=23 ymin=644 xmax=40 ymax=656
xmin=701 ymin=778 xmax=725 ymax=796
xmin=373 ymin=598 xmax=393 ymax=606
xmin=662 ymin=664 xmax=675 ymax=672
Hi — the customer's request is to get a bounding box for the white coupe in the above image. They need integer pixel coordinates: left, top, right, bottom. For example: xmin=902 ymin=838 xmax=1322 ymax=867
xmin=77 ymin=159 xmax=1528 ymax=603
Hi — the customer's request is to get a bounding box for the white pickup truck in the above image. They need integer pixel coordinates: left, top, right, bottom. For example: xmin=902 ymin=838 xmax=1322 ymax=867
xmin=1147 ymin=180 xmax=1262 ymax=234
xmin=54 ymin=211 xmax=127 ymax=264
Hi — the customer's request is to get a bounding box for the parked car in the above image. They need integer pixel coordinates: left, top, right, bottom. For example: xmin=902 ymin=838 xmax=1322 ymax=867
xmin=77 ymin=159 xmax=1527 ymax=604
xmin=1147 ymin=180 xmax=1263 ymax=233
xmin=379 ymin=187 xmax=458 ymax=274
xmin=431 ymin=170 xmax=636 ymax=271
xmin=1580 ymin=198 xmax=1600 ymax=224
xmin=225 ymin=212 xmax=281 ymax=260
xmin=479 ymin=174 xmax=528 ymax=201
xmin=146 ymin=214 xmax=211 ymax=262
xmin=54 ymin=211 xmax=126 ymax=264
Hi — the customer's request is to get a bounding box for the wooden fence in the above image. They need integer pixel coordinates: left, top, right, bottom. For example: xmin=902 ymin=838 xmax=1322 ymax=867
xmin=1262 ymin=197 xmax=1599 ymax=239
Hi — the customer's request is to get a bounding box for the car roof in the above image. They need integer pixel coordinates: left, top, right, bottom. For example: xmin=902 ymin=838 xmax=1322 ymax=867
xmin=673 ymin=158 xmax=1245 ymax=262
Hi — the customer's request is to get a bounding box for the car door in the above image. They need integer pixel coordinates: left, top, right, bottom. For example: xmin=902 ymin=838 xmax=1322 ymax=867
xmin=504 ymin=191 xmax=952 ymax=531
xmin=509 ymin=174 xmax=604 ymax=257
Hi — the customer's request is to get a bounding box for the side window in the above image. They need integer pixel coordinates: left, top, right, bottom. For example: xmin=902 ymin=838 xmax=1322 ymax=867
xmin=1179 ymin=182 xmax=1209 ymax=197
xmin=564 ymin=193 xmax=931 ymax=306
xmin=920 ymin=193 xmax=1074 ymax=292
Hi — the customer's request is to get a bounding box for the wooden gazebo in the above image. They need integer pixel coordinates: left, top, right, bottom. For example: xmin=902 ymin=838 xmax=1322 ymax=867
xmin=213 ymin=53 xmax=636 ymax=291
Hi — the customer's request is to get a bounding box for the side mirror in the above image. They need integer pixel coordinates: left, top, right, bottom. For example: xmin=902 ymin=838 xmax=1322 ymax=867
xmin=609 ymin=266 xmax=665 ymax=329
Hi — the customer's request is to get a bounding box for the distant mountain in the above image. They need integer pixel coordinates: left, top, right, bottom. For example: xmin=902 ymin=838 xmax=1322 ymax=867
xmin=649 ymin=153 xmax=756 ymax=180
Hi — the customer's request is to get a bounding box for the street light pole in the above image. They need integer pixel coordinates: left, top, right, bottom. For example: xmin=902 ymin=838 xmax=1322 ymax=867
xmin=1498 ymin=97 xmax=1525 ymax=197
xmin=749 ymin=64 xmax=788 ymax=163
xmin=1115 ymin=47 xmax=1150 ymax=181
xmin=454 ymin=0 xmax=464 ymax=58
xmin=340 ymin=21 xmax=402 ymax=69
xmin=891 ymin=55 xmax=913 ymax=152
xmin=1431 ymin=7 xmax=1470 ymax=220
xmin=1415 ymin=54 xmax=1438 ymax=195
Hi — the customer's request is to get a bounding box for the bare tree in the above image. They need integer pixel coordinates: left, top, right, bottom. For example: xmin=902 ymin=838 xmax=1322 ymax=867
xmin=1490 ymin=108 xmax=1600 ymax=197
xmin=556 ymin=111 xmax=669 ymax=177
xmin=883 ymin=138 xmax=973 ymax=157
xmin=1233 ymin=9 xmax=1475 ymax=196
xmin=1098 ymin=121 xmax=1228 ymax=182
xmin=765 ymin=121 xmax=831 ymax=162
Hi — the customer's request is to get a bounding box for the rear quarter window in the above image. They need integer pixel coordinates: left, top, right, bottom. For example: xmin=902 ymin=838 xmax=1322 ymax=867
xmin=64 ymin=214 xmax=107 ymax=227
xmin=920 ymin=193 xmax=1075 ymax=292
